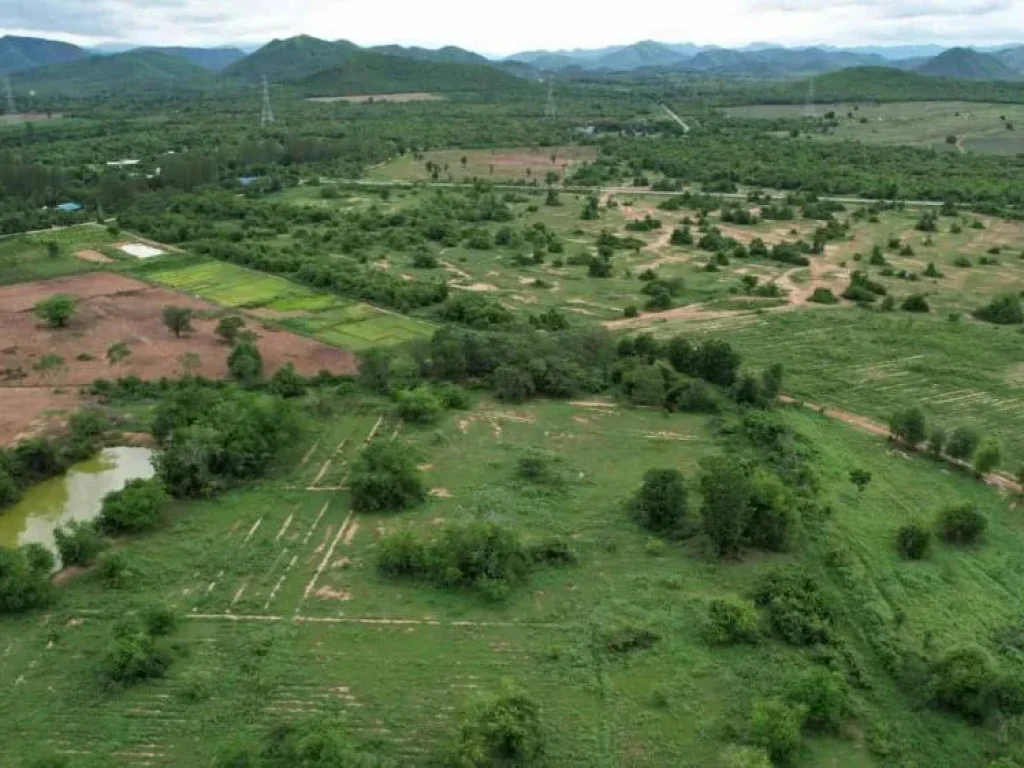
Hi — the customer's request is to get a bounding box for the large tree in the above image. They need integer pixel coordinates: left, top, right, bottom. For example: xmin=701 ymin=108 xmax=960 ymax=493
xmin=33 ymin=294 xmax=76 ymax=328
xmin=162 ymin=306 xmax=194 ymax=338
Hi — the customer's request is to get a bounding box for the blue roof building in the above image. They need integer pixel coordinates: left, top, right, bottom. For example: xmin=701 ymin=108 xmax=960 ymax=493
xmin=56 ymin=202 xmax=83 ymax=213
xmin=238 ymin=176 xmax=259 ymax=187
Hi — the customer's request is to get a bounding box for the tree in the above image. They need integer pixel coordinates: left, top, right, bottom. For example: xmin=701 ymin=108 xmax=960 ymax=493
xmin=889 ymin=407 xmax=926 ymax=446
xmin=946 ymin=427 xmax=980 ymax=461
xmin=897 ymin=523 xmax=931 ymax=560
xmin=901 ymin=294 xmax=930 ymax=313
xmin=452 ymin=684 xmax=544 ymax=767
xmin=215 ymin=315 xmax=246 ymax=345
xmin=53 ymin=520 xmax=106 ymax=568
xmin=927 ymin=427 xmax=947 ymax=458
xmin=973 ymin=437 xmax=1002 ymax=476
xmin=395 ymin=387 xmax=442 ymax=424
xmin=33 ymin=294 xmax=76 ymax=328
xmin=699 ymin=460 xmax=752 ymax=558
xmin=227 ymin=342 xmax=263 ymax=385
xmin=629 ymin=468 xmax=688 ymax=534
xmin=493 ymin=365 xmax=535 ymax=403
xmin=849 ymin=469 xmax=872 ymax=493
xmin=704 ymin=597 xmax=761 ymax=646
xmin=359 ymin=348 xmax=393 ymax=394
xmin=749 ymin=698 xmax=803 ymax=765
xmin=0 ymin=545 xmax=54 ymax=614
xmin=937 ymin=504 xmax=987 ymax=545
xmin=349 ymin=441 xmax=425 ymax=513
xmin=269 ymin=362 xmax=306 ymax=398
xmin=162 ymin=306 xmax=193 ymax=338
xmin=46 ymin=240 xmax=60 ymax=259
xmin=98 ymin=478 xmax=169 ymax=534
xmin=176 ymin=352 xmax=201 ymax=378
xmin=973 ymin=294 xmax=1023 ymax=325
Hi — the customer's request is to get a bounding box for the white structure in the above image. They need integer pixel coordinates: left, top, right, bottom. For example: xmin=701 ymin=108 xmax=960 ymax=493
xmin=119 ymin=243 xmax=165 ymax=259
xmin=261 ymin=76 xmax=275 ymax=126
xmin=106 ymin=159 xmax=141 ymax=168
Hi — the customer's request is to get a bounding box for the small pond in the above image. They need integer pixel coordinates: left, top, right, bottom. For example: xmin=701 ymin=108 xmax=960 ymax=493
xmin=0 ymin=447 xmax=155 ymax=553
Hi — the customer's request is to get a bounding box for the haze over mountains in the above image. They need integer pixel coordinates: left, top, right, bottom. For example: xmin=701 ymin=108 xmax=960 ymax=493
xmin=1 ymin=33 xmax=1023 ymax=99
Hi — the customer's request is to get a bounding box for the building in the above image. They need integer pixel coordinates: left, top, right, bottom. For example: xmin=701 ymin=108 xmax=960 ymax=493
xmin=55 ymin=202 xmax=82 ymax=213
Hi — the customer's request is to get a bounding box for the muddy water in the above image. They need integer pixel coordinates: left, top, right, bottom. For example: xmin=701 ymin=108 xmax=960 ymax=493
xmin=0 ymin=447 xmax=155 ymax=552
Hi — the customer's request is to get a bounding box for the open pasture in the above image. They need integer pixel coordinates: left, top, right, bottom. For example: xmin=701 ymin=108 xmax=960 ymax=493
xmin=726 ymin=101 xmax=1024 ymax=154
xmin=367 ymin=145 xmax=598 ymax=182
xmin=1 ymin=394 xmax=1021 ymax=766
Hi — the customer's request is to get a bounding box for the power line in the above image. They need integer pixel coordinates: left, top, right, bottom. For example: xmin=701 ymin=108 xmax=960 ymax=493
xmin=3 ymin=76 xmax=17 ymax=117
xmin=260 ymin=76 xmax=275 ymax=126
xmin=804 ymin=77 xmax=816 ymax=118
xmin=544 ymin=79 xmax=556 ymax=119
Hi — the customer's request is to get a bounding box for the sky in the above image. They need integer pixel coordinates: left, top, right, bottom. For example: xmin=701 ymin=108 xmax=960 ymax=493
xmin=2 ymin=0 xmax=1023 ymax=55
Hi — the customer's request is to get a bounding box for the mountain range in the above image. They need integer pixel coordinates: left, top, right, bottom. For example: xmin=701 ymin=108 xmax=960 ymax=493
xmin=3 ymin=33 xmax=1024 ymax=98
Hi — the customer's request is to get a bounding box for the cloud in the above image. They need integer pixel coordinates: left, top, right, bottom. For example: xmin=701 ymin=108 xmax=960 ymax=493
xmin=2 ymin=0 xmax=1024 ymax=53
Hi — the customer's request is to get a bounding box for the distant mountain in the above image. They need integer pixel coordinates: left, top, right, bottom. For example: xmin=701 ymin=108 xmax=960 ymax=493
xmin=677 ymin=47 xmax=884 ymax=76
xmin=299 ymin=50 xmax=532 ymax=95
xmin=916 ymin=48 xmax=1018 ymax=80
xmin=995 ymin=45 xmax=1024 ymax=74
xmin=139 ymin=46 xmax=246 ymax=71
xmin=780 ymin=66 xmax=1024 ymax=102
xmin=0 ymin=35 xmax=86 ymax=75
xmin=17 ymin=50 xmax=216 ymax=95
xmin=369 ymin=45 xmax=488 ymax=65
xmin=592 ymin=41 xmax=689 ymax=71
xmin=224 ymin=35 xmax=359 ymax=82
xmin=510 ymin=52 xmax=584 ymax=71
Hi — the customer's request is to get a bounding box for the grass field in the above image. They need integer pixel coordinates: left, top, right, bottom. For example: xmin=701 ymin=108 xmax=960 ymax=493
xmin=0 ymin=226 xmax=121 ymax=285
xmin=366 ymin=145 xmax=598 ymax=183
xmin=0 ymin=392 xmax=1020 ymax=767
xmin=725 ymin=101 xmax=1024 ymax=154
xmin=127 ymin=254 xmax=434 ymax=350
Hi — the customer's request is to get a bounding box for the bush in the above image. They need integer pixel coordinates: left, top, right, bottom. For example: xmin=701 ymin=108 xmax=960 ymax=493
xmin=754 ymin=568 xmax=836 ymax=646
xmin=227 ymin=342 xmax=263 ymax=384
xmin=973 ymin=437 xmax=1002 ymax=476
xmin=526 ymin=537 xmax=577 ymax=566
xmin=937 ymin=504 xmax=986 ymax=545
xmin=142 ymin=604 xmax=178 ymax=636
xmin=807 ymin=287 xmax=838 ymax=305
xmin=349 ymin=441 xmax=425 ymax=513
xmin=96 ymin=550 xmax=132 ymax=588
xmin=700 ymin=460 xmax=752 ymax=557
xmin=946 ymin=427 xmax=980 ymax=460
xmin=99 ymin=623 xmax=173 ymax=686
xmin=787 ymin=667 xmax=849 ymax=732
xmin=604 ymin=625 xmax=659 ymax=653
xmin=897 ymin=523 xmax=931 ymax=560
xmin=516 ymin=450 xmax=559 ymax=485
xmin=720 ymin=745 xmax=772 ymax=768
xmin=269 ymin=362 xmax=306 ymax=398
xmin=927 ymin=646 xmax=1002 ymax=721
xmin=53 ymin=520 xmax=106 ymax=568
xmin=974 ymin=294 xmax=1023 ymax=325
xmin=749 ymin=698 xmax=803 ymax=765
xmin=394 ymin=387 xmax=442 ymax=424
xmin=98 ymin=478 xmax=169 ymax=534
xmin=889 ymin=407 xmax=926 ymax=446
xmin=33 ymin=294 xmax=77 ymax=328
xmin=901 ymin=294 xmax=930 ymax=313
xmin=629 ymin=468 xmax=688 ymax=535
xmin=745 ymin=469 xmax=797 ymax=552
xmin=452 ymin=684 xmax=544 ymax=767
xmin=0 ymin=546 xmax=54 ymax=614
xmin=704 ymin=597 xmax=761 ymax=646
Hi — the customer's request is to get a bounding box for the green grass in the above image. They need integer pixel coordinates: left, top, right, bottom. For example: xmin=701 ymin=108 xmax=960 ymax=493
xmin=0 ymin=225 xmax=120 ymax=285
xmin=366 ymin=145 xmax=598 ymax=183
xmin=726 ymin=101 xmax=1024 ymax=155
xmin=1 ymin=394 xmax=1020 ymax=766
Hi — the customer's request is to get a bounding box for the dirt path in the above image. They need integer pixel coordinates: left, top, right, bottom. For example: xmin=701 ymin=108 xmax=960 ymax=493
xmin=780 ymin=396 xmax=1022 ymax=494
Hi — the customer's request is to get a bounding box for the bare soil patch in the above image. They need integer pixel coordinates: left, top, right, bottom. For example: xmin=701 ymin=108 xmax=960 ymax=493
xmin=308 ymin=93 xmax=446 ymax=104
xmin=74 ymin=249 xmax=114 ymax=264
xmin=0 ymin=274 xmax=357 ymax=444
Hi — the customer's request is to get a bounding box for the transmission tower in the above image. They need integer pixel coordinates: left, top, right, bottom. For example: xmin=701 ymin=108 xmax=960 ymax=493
xmin=260 ymin=76 xmax=275 ymax=126
xmin=804 ymin=78 xmax=816 ymax=118
xmin=544 ymin=79 xmax=556 ymax=119
xmin=3 ymin=76 xmax=17 ymax=117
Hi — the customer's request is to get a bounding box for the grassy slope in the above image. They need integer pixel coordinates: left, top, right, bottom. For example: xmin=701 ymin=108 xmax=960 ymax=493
xmin=0 ymin=395 xmax=1020 ymax=766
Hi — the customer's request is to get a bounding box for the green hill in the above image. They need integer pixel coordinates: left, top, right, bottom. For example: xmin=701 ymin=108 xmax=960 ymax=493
xmin=17 ymin=50 xmax=217 ymax=96
xmin=770 ymin=66 xmax=1024 ymax=103
xmin=298 ymin=50 xmax=534 ymax=95
xmin=223 ymin=35 xmax=359 ymax=82
xmin=369 ymin=45 xmax=489 ymax=65
xmin=996 ymin=45 xmax=1024 ymax=74
xmin=917 ymin=47 xmax=1018 ymax=80
xmin=139 ymin=46 xmax=246 ymax=72
xmin=0 ymin=35 xmax=86 ymax=75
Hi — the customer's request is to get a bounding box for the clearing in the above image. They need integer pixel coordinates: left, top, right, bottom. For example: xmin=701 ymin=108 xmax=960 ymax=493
xmin=367 ymin=145 xmax=598 ymax=182
xmin=308 ymin=92 xmax=446 ymax=104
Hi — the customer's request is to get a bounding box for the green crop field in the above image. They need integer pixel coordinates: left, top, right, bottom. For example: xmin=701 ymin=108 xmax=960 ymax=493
xmin=1 ymin=393 xmax=1021 ymax=767
xmin=0 ymin=225 xmax=122 ymax=285
xmin=726 ymin=101 xmax=1024 ymax=154
xmin=127 ymin=254 xmax=434 ymax=349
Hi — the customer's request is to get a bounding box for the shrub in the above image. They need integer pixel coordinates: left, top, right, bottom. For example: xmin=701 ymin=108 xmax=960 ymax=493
xmin=927 ymin=646 xmax=1001 ymax=722
xmin=629 ymin=468 xmax=688 ymax=535
xmin=526 ymin=538 xmax=577 ymax=566
xmin=142 ymin=604 xmax=178 ymax=636
xmin=349 ymin=442 xmax=425 ymax=513
xmin=704 ymin=597 xmax=761 ymax=646
xmin=946 ymin=427 xmax=980 ymax=460
xmin=927 ymin=427 xmax=947 ymax=457
xmin=269 ymin=363 xmax=306 ymax=398
xmin=214 ymin=315 xmax=246 ymax=344
xmin=516 ymin=450 xmax=559 ymax=485
xmin=435 ymin=383 xmax=471 ymax=410
xmin=394 ymin=387 xmax=442 ymax=424
xmin=53 ymin=520 xmax=106 ymax=568
xmin=96 ymin=550 xmax=132 ymax=588
xmin=98 ymin=478 xmax=169 ymax=534
xmin=33 ymin=294 xmax=77 ymax=328
xmin=754 ymin=568 xmax=836 ymax=646
xmin=888 ymin=407 xmax=926 ymax=446
xmin=897 ymin=523 xmax=931 ymax=560
xmin=807 ymin=287 xmax=838 ymax=305
xmin=720 ymin=745 xmax=772 ymax=768
xmin=452 ymin=684 xmax=544 ymax=767
xmin=99 ymin=623 xmax=173 ymax=687
xmin=749 ymin=698 xmax=803 ymax=765
xmin=787 ymin=667 xmax=850 ymax=732
xmin=745 ymin=469 xmax=797 ymax=553
xmin=901 ymin=294 xmax=930 ymax=313
xmin=604 ymin=625 xmax=659 ymax=654
xmin=973 ymin=437 xmax=1002 ymax=476
xmin=700 ymin=460 xmax=752 ymax=557
xmin=937 ymin=504 xmax=986 ymax=545
xmin=0 ymin=546 xmax=54 ymax=614
xmin=973 ymin=294 xmax=1023 ymax=325
xmin=227 ymin=342 xmax=263 ymax=384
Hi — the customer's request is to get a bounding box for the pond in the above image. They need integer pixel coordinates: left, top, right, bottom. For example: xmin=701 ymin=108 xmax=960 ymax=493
xmin=0 ymin=447 xmax=155 ymax=553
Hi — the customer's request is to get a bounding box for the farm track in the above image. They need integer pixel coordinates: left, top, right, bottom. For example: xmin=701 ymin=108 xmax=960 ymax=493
xmin=781 ymin=396 xmax=1023 ymax=494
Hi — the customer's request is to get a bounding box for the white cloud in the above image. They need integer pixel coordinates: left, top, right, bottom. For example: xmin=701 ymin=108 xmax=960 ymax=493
xmin=2 ymin=0 xmax=1023 ymax=53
